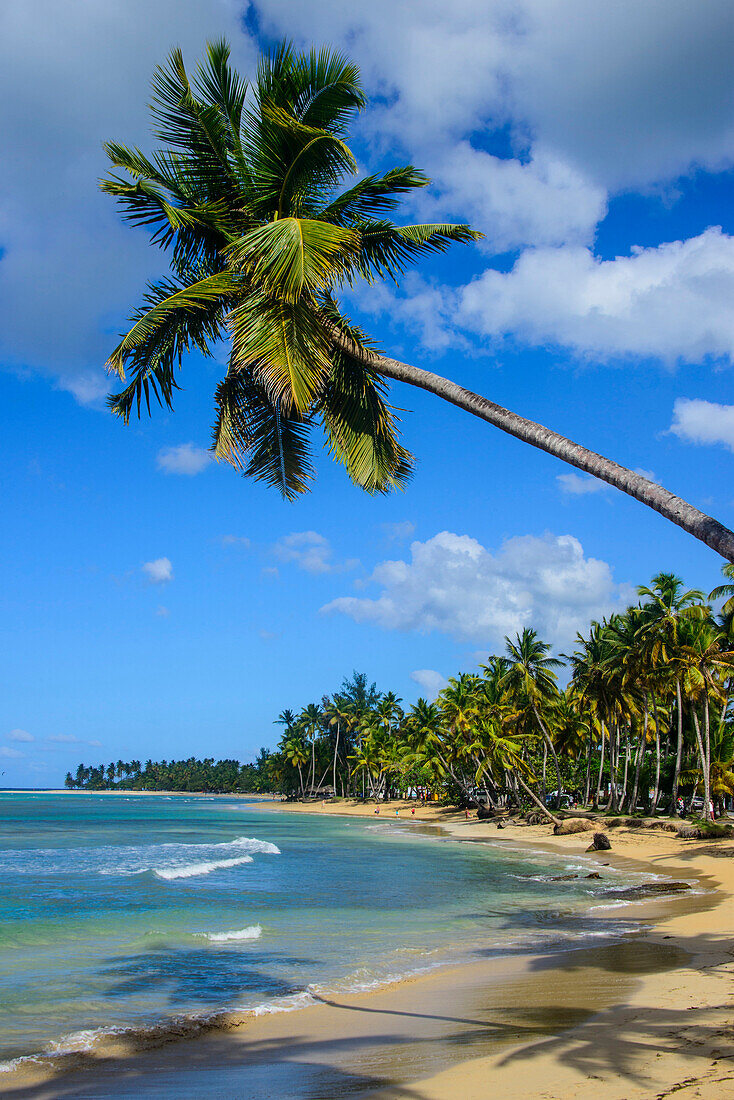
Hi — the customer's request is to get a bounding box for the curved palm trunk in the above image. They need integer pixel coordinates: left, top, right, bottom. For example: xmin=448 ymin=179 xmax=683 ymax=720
xmin=308 ymin=736 xmax=316 ymax=796
xmin=691 ymin=708 xmax=712 ymax=820
xmin=605 ymin=724 xmax=619 ymax=812
xmin=630 ymin=708 xmax=648 ymax=813
xmin=650 ymin=697 xmax=662 ymax=814
xmin=515 ymin=773 xmax=561 ymax=827
xmin=332 ymin=722 xmax=340 ymax=797
xmin=583 ymin=722 xmax=593 ymax=807
xmin=671 ymin=680 xmax=684 ymax=810
xmin=618 ymin=736 xmax=631 ymax=812
xmin=594 ymin=721 xmax=606 ymax=807
xmin=360 ymin=347 xmax=734 ymax=562
xmin=531 ymin=704 xmax=562 ymax=808
xmin=541 ymin=740 xmax=547 ymax=806
xmin=703 ymin=695 xmax=713 ymax=821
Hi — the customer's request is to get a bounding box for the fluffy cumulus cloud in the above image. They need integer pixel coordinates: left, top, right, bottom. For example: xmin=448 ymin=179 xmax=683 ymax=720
xmin=322 ymin=530 xmax=625 ymax=648
xmin=7 ymin=728 xmax=34 ymax=742
xmin=410 ymin=669 xmax=448 ymax=699
xmin=259 ymin=0 xmax=734 ymax=189
xmin=156 ymin=444 xmax=212 ymax=475
xmin=273 ymin=532 xmax=357 ymax=575
xmin=5 ymin=1 xmax=734 ymax=400
xmin=459 ymin=229 xmax=734 ymax=365
xmin=426 ymin=145 xmax=607 ymax=254
xmin=45 ymin=734 xmax=102 ymax=748
xmin=142 ymin=557 xmax=173 ymax=584
xmin=670 ymin=398 xmax=734 ymax=451
xmin=257 ymin=0 xmax=734 ymax=366
xmin=0 ymin=1 xmax=257 ymax=400
xmin=0 ymin=745 xmax=24 ymax=759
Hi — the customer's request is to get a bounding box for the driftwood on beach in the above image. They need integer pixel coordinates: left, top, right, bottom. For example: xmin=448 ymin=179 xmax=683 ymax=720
xmin=553 ymin=818 xmax=595 ymax=835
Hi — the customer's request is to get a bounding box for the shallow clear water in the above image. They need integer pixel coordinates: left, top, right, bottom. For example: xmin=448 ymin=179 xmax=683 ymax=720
xmin=0 ymin=793 xmax=647 ymax=1067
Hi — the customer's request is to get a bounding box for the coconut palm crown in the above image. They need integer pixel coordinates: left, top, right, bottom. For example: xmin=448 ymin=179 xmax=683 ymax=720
xmin=101 ymin=40 xmax=480 ymax=498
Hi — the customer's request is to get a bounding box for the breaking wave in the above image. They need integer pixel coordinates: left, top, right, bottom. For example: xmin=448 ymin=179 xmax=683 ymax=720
xmin=198 ymin=925 xmax=262 ymax=942
xmin=0 ymin=835 xmax=280 ymax=879
xmin=154 ymin=856 xmax=254 ymax=880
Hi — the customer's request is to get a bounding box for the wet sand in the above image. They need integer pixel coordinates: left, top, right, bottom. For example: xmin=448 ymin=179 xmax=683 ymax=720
xmin=3 ymin=800 xmax=733 ymax=1099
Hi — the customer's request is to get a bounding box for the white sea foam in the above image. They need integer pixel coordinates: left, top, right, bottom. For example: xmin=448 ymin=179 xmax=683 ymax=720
xmin=199 ymin=925 xmax=262 ymax=942
xmin=154 ymin=856 xmax=253 ymax=880
xmin=0 ymin=834 xmax=280 ymax=878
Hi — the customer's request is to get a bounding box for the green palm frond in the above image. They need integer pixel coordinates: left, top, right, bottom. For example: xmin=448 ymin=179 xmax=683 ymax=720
xmin=319 ymin=349 xmax=413 ymax=492
xmin=290 ymin=46 xmax=366 ymax=132
xmin=225 ymin=218 xmax=358 ymax=301
xmin=319 ymin=167 xmax=430 ymax=225
xmin=106 ymin=272 xmax=238 ymax=379
xmin=352 ymin=220 xmax=482 ymax=283
xmin=150 ymin=46 xmax=232 ymax=178
xmin=212 ymin=367 xmax=313 ymax=498
xmin=102 ymin=37 xmax=480 ymax=497
xmin=251 ymin=103 xmax=358 ymax=216
xmin=710 ymin=564 xmax=734 ymax=614
xmin=228 ymin=291 xmax=331 ymax=413
xmin=107 ymin=277 xmax=230 ymax=420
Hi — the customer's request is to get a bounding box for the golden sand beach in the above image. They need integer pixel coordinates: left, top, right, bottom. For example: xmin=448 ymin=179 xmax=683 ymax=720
xmin=3 ymin=799 xmax=733 ymax=1100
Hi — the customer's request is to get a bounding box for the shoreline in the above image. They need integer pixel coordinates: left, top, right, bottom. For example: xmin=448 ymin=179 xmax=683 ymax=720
xmin=2 ymin=799 xmax=733 ymax=1098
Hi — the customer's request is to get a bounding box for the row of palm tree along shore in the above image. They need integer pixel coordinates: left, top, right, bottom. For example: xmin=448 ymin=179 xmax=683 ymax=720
xmin=67 ymin=568 xmax=734 ymax=825
xmin=268 ymin=569 xmax=734 ymax=826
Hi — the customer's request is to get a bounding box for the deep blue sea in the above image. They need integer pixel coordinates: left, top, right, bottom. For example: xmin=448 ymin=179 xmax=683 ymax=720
xmin=0 ymin=793 xmax=648 ymax=1073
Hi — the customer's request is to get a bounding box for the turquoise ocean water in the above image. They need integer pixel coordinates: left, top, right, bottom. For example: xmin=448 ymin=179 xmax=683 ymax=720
xmin=0 ymin=793 xmax=649 ymax=1073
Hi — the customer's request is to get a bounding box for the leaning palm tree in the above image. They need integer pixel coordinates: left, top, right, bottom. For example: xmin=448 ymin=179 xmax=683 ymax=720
xmin=710 ymin=563 xmax=734 ymax=616
xmin=637 ymin=573 xmax=705 ymax=808
xmin=282 ymin=735 xmax=308 ymax=798
xmin=101 ymin=40 xmax=734 ymax=560
xmin=502 ymin=629 xmax=564 ymax=808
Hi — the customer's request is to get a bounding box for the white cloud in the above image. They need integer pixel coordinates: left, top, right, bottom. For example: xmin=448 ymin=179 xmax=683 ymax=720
xmin=670 ymin=398 xmax=734 ymax=451
xmin=221 ymin=535 xmax=251 ymax=548
xmin=427 ymin=144 xmax=606 ymax=253
xmin=142 ymin=557 xmax=173 ymax=584
xmin=47 ymin=734 xmax=82 ymax=744
xmin=273 ymin=532 xmax=357 ymax=575
xmin=156 ymin=605 xmax=170 ymax=617
xmin=322 ymin=530 xmax=625 ymax=648
xmin=350 ymin=273 xmax=465 ymax=353
xmin=0 ymin=3 xmax=258 ymax=400
xmin=558 ymin=468 xmax=658 ymax=496
xmin=156 ymin=444 xmax=211 ymax=476
xmin=460 ymin=229 xmax=734 ymax=365
xmin=410 ymin=669 xmax=448 ymax=699
xmin=7 ymin=1 xmax=734 ymax=402
xmin=381 ymin=521 xmax=416 ymax=540
xmin=7 ymin=728 xmax=34 ymax=742
xmin=261 ymin=1 xmax=734 ymax=190
xmin=0 ymin=746 xmax=24 ymax=759
xmin=557 ymin=473 xmax=607 ymax=496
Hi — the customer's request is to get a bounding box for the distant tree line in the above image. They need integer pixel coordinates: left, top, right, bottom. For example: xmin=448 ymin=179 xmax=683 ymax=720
xmin=64 ymin=753 xmax=272 ymax=793
xmin=264 ymin=571 xmax=734 ymax=823
xmin=68 ymin=569 xmax=734 ymax=824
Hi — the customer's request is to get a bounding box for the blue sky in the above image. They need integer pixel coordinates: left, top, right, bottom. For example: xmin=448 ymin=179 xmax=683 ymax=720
xmin=1 ymin=1 xmax=733 ymax=786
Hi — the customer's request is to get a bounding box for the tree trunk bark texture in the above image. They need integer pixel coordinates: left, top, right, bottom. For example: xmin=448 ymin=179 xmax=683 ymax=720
xmin=361 ymin=347 xmax=734 ymax=562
